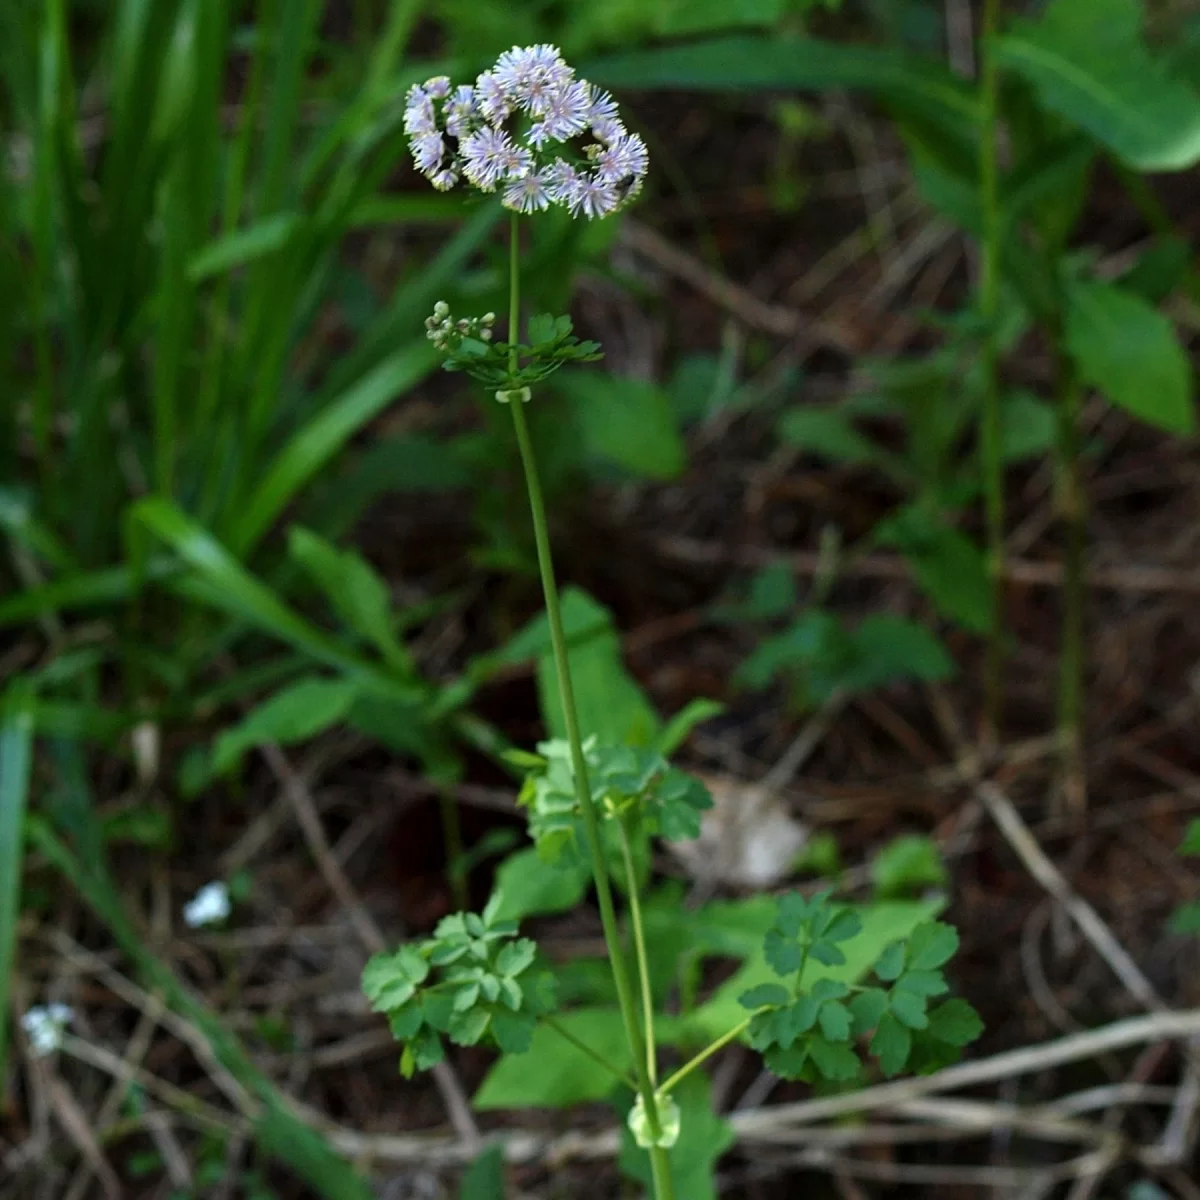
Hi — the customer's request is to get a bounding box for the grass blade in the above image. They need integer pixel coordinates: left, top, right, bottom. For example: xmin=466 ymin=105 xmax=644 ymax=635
xmin=228 ymin=341 xmax=436 ymax=556
xmin=0 ymin=683 xmax=35 ymax=1082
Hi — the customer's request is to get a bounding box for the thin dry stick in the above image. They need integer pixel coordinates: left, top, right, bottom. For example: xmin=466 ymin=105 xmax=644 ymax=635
xmin=620 ymin=219 xmax=862 ymax=352
xmin=259 ymin=743 xmax=481 ymax=1148
xmin=976 ymin=782 xmax=1164 ymax=1012
xmin=313 ymin=1010 xmax=1200 ymax=1168
xmin=977 ymin=781 xmax=1200 ymax=1168
xmin=49 ymin=931 xmax=255 ymax=1115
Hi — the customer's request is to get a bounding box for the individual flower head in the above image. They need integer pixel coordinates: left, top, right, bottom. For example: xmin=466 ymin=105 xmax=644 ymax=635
xmin=21 ymin=1004 xmax=73 ymax=1057
xmin=460 ymin=126 xmax=531 ymax=193
xmin=403 ymin=46 xmax=647 ymax=220
xmin=184 ymin=881 xmax=231 ymax=928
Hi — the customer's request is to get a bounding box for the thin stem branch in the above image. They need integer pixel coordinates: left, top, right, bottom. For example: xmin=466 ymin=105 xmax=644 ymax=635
xmin=618 ymin=819 xmax=658 ymax=1085
xmin=438 ymin=788 xmax=469 ymax=911
xmin=504 ymin=214 xmax=671 ymax=1193
xmin=979 ymin=0 xmax=1006 ymax=746
xmin=660 ymin=1018 xmax=752 ymax=1098
xmin=542 ymin=1016 xmax=637 ymax=1090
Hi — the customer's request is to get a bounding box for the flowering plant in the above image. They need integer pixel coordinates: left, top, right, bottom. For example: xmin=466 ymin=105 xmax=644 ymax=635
xmin=367 ymin=44 xmax=980 ymax=1200
xmin=403 ymin=45 xmax=648 ymax=218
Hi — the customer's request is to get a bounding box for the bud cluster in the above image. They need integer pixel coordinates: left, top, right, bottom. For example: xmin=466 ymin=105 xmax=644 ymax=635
xmin=424 ymin=301 xmax=497 ymax=352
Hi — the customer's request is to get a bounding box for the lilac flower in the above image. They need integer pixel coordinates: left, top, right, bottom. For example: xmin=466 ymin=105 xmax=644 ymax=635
xmin=461 ymin=127 xmax=529 ymax=191
xmin=475 ymin=70 xmax=511 ymax=124
xmin=444 ymin=85 xmax=478 ymax=138
xmin=412 ymin=131 xmax=446 ymax=174
xmin=593 ymin=131 xmax=649 ymax=186
xmin=565 ymin=172 xmax=620 ymax=219
xmin=544 ymin=160 xmax=582 ymax=205
xmin=503 ymin=168 xmax=554 ymax=214
xmin=403 ymin=83 xmax=436 ymax=136
xmin=425 ymin=76 xmax=451 ymax=100
xmin=430 ymin=166 xmax=459 ymax=191
xmin=493 ymin=44 xmax=570 ymax=112
xmin=590 ymin=116 xmax=626 ymax=146
xmin=585 ymin=86 xmax=620 ymax=129
xmin=529 ymin=79 xmax=591 ymax=147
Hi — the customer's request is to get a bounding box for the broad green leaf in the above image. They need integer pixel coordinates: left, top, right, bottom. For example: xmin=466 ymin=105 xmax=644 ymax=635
xmin=996 ymin=0 xmax=1200 ymax=172
xmin=531 ymin=590 xmax=659 ymax=747
xmin=459 ymin=1144 xmax=505 ymax=1200
xmin=289 ymin=527 xmax=409 ymax=671
xmin=871 ymin=835 xmax=948 ymax=898
xmin=907 ymin=922 xmax=959 ymax=971
xmin=779 ymin=407 xmax=884 ymax=467
xmin=1178 ymin=819 xmax=1200 ymax=856
xmin=926 ymin=998 xmax=984 ymax=1047
xmin=681 ymin=898 xmax=941 ymax=1043
xmin=488 ymin=848 xmax=588 ymax=923
xmin=875 ymin=507 xmax=991 ymax=632
xmin=474 ymin=1008 xmax=636 ymax=1108
xmin=187 ymin=211 xmax=302 ymax=282
xmin=0 ymin=684 xmax=34 ymax=1081
xmin=1001 ymin=391 xmax=1058 ymax=462
xmin=846 ymin=615 xmax=955 ymax=689
xmin=1064 ymin=280 xmax=1194 ymax=434
xmin=871 ymin=1011 xmax=912 ymax=1076
xmin=808 ymin=1034 xmax=861 ymax=1080
xmin=213 ymin=676 xmax=360 ymax=773
xmin=1170 ymin=902 xmax=1200 ymax=935
xmin=618 ymin=1072 xmax=733 ymax=1200
xmin=560 ymin=373 xmax=686 ymax=481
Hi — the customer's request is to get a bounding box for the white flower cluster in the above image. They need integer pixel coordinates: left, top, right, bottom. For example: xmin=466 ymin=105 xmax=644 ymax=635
xmin=424 ymin=300 xmax=496 ymax=350
xmin=21 ymin=1003 xmax=73 ymax=1057
xmin=183 ymin=880 xmax=231 ymax=928
xmin=403 ymin=45 xmax=648 ymax=219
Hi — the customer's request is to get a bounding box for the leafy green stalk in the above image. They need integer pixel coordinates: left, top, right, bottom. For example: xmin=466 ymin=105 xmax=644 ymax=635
xmin=659 ymin=1017 xmax=752 ymax=1097
xmin=505 ymin=215 xmax=675 ymax=1198
xmin=979 ymin=0 xmax=1006 ymax=745
xmin=543 ymin=1014 xmax=637 ymax=1089
xmin=618 ymin=818 xmax=658 ymax=1085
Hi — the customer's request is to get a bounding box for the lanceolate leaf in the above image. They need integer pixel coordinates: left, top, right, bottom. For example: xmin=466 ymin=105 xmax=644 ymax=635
xmin=0 ymin=685 xmax=34 ymax=1083
xmin=996 ymin=0 xmax=1200 ymax=172
xmin=1064 ymin=280 xmax=1195 ymax=434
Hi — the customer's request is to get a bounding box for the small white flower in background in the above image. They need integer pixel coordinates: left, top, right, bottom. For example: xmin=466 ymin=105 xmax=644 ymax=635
xmin=21 ymin=1003 xmax=73 ymax=1056
xmin=403 ymin=44 xmax=647 ymax=219
xmin=183 ymin=880 xmax=231 ymax=928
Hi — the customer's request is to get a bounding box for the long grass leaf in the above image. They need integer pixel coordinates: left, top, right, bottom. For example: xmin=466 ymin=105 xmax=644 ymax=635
xmin=0 ymin=684 xmax=35 ymax=1082
xmin=131 ymin=498 xmax=418 ymax=697
xmin=228 ymin=341 xmax=437 ymax=556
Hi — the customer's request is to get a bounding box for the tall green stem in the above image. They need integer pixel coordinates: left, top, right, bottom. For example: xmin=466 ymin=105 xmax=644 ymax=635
xmin=979 ymin=0 xmax=1005 ymax=747
xmin=1055 ymin=357 xmax=1086 ymax=815
xmin=618 ymin=819 xmax=658 ymax=1085
xmin=505 ymin=213 xmax=674 ymax=1197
